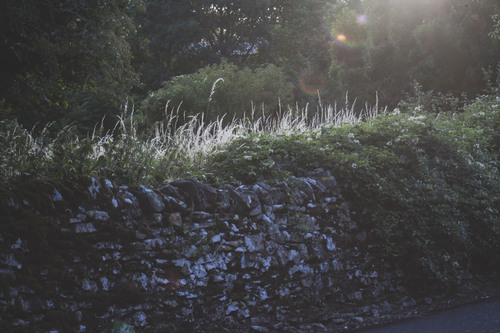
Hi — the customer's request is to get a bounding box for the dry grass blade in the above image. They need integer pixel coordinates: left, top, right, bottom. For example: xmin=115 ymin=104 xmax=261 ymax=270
xmin=1 ymin=98 xmax=379 ymax=185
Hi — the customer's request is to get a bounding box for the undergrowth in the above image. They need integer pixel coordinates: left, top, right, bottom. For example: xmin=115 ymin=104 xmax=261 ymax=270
xmin=1 ymin=91 xmax=499 ymax=290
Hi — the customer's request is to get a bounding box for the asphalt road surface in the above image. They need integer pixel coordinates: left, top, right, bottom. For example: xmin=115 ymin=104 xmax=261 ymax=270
xmin=359 ymin=297 xmax=500 ymax=333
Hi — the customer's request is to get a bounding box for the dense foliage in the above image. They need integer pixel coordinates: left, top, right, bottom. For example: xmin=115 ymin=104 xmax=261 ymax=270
xmin=0 ymin=0 xmax=143 ymax=132
xmin=327 ymin=0 xmax=500 ymax=106
xmin=2 ymin=0 xmax=499 ymax=132
xmin=212 ymin=94 xmax=500 ymax=288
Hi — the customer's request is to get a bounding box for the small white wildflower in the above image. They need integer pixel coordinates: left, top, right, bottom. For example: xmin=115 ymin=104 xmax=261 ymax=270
xmin=351 ymin=163 xmax=358 ymax=169
xmin=348 ymin=133 xmax=355 ymax=139
xmin=386 ymin=140 xmax=393 ymax=146
xmin=409 ymin=115 xmax=426 ymax=121
xmin=263 ymin=159 xmax=275 ymax=168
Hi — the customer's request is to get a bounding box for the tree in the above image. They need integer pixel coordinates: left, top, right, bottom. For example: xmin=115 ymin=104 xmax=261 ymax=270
xmin=188 ymin=0 xmax=274 ymax=61
xmin=138 ymin=0 xmax=279 ymax=91
xmin=326 ymin=0 xmax=500 ymax=108
xmin=326 ymin=3 xmax=370 ymax=103
xmin=409 ymin=0 xmax=500 ymax=97
xmin=0 ymin=0 xmax=142 ymax=131
xmin=138 ymin=0 xmax=204 ymax=90
xmin=266 ymin=0 xmax=334 ymax=104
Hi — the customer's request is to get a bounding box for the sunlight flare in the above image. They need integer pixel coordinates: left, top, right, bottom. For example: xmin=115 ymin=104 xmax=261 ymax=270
xmin=357 ymin=14 xmax=368 ymax=25
xmin=336 ymin=34 xmax=347 ymax=42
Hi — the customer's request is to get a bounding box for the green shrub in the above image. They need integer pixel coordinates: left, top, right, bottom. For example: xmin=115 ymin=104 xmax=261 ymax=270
xmin=212 ymin=94 xmax=500 ymax=289
xmin=138 ymin=60 xmax=294 ymax=126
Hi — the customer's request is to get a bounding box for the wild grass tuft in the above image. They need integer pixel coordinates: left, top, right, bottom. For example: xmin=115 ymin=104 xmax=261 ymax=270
xmin=0 ymin=99 xmax=377 ymax=186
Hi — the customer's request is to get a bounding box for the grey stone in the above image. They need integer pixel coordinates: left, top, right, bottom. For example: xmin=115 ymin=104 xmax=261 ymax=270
xmin=245 ymin=234 xmax=265 ymax=252
xmin=348 ymin=291 xmax=364 ymax=302
xmin=1 ymin=254 xmax=22 ymax=269
xmin=225 ymin=185 xmax=262 ymax=216
xmin=52 ymin=188 xmax=63 ymax=202
xmin=134 ymin=311 xmax=147 ymax=327
xmin=324 ymin=235 xmax=336 ymax=251
xmin=137 ymin=185 xmax=165 ymax=213
xmin=86 ymin=210 xmax=110 ymax=222
xmin=82 ymin=279 xmax=98 ymax=292
xmin=162 ymin=194 xmax=188 ymax=211
xmin=170 ymin=179 xmax=218 ymax=211
xmin=75 ymin=223 xmax=97 ymax=233
xmin=141 ymin=238 xmax=166 ymax=251
xmin=168 ymin=212 xmax=182 ymax=227
xmin=380 ymin=301 xmax=393 ymax=313
xmin=117 ymin=188 xmax=142 ymax=217
xmin=251 ymin=325 xmax=270 ymax=332
xmin=88 ymin=177 xmax=101 ymax=199
xmin=226 ymin=302 xmax=240 ymax=315
xmin=211 ymin=233 xmax=223 ymax=243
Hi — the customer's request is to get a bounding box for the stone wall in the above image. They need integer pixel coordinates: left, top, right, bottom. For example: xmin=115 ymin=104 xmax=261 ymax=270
xmin=0 ymin=169 xmax=417 ymax=332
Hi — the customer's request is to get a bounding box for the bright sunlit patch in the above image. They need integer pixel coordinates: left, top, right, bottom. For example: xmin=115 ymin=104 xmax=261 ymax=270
xmin=357 ymin=14 xmax=368 ymax=25
xmin=336 ymin=34 xmax=347 ymax=42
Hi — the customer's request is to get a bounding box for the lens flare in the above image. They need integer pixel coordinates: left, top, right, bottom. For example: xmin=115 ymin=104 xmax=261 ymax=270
xmin=336 ymin=34 xmax=347 ymax=42
xmin=357 ymin=14 xmax=368 ymax=25
xmin=299 ymin=70 xmax=326 ymax=96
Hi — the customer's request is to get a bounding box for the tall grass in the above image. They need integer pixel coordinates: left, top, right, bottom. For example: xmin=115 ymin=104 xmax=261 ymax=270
xmin=0 ymin=99 xmax=379 ymax=186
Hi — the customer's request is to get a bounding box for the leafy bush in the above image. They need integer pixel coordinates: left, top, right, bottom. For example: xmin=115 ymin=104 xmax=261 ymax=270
xmin=212 ymin=94 xmax=500 ymax=288
xmin=139 ymin=60 xmax=294 ymax=126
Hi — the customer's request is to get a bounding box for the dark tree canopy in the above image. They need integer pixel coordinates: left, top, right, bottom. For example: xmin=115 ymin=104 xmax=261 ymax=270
xmin=189 ymin=0 xmax=273 ymax=59
xmin=140 ymin=0 xmax=279 ymax=90
xmin=1 ymin=0 xmax=500 ymax=131
xmin=0 ymin=0 xmax=142 ymax=130
xmin=328 ymin=0 xmax=500 ymax=106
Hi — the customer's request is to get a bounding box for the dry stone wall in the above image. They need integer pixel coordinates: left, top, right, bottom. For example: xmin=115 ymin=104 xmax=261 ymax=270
xmin=1 ymin=169 xmax=417 ymax=332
